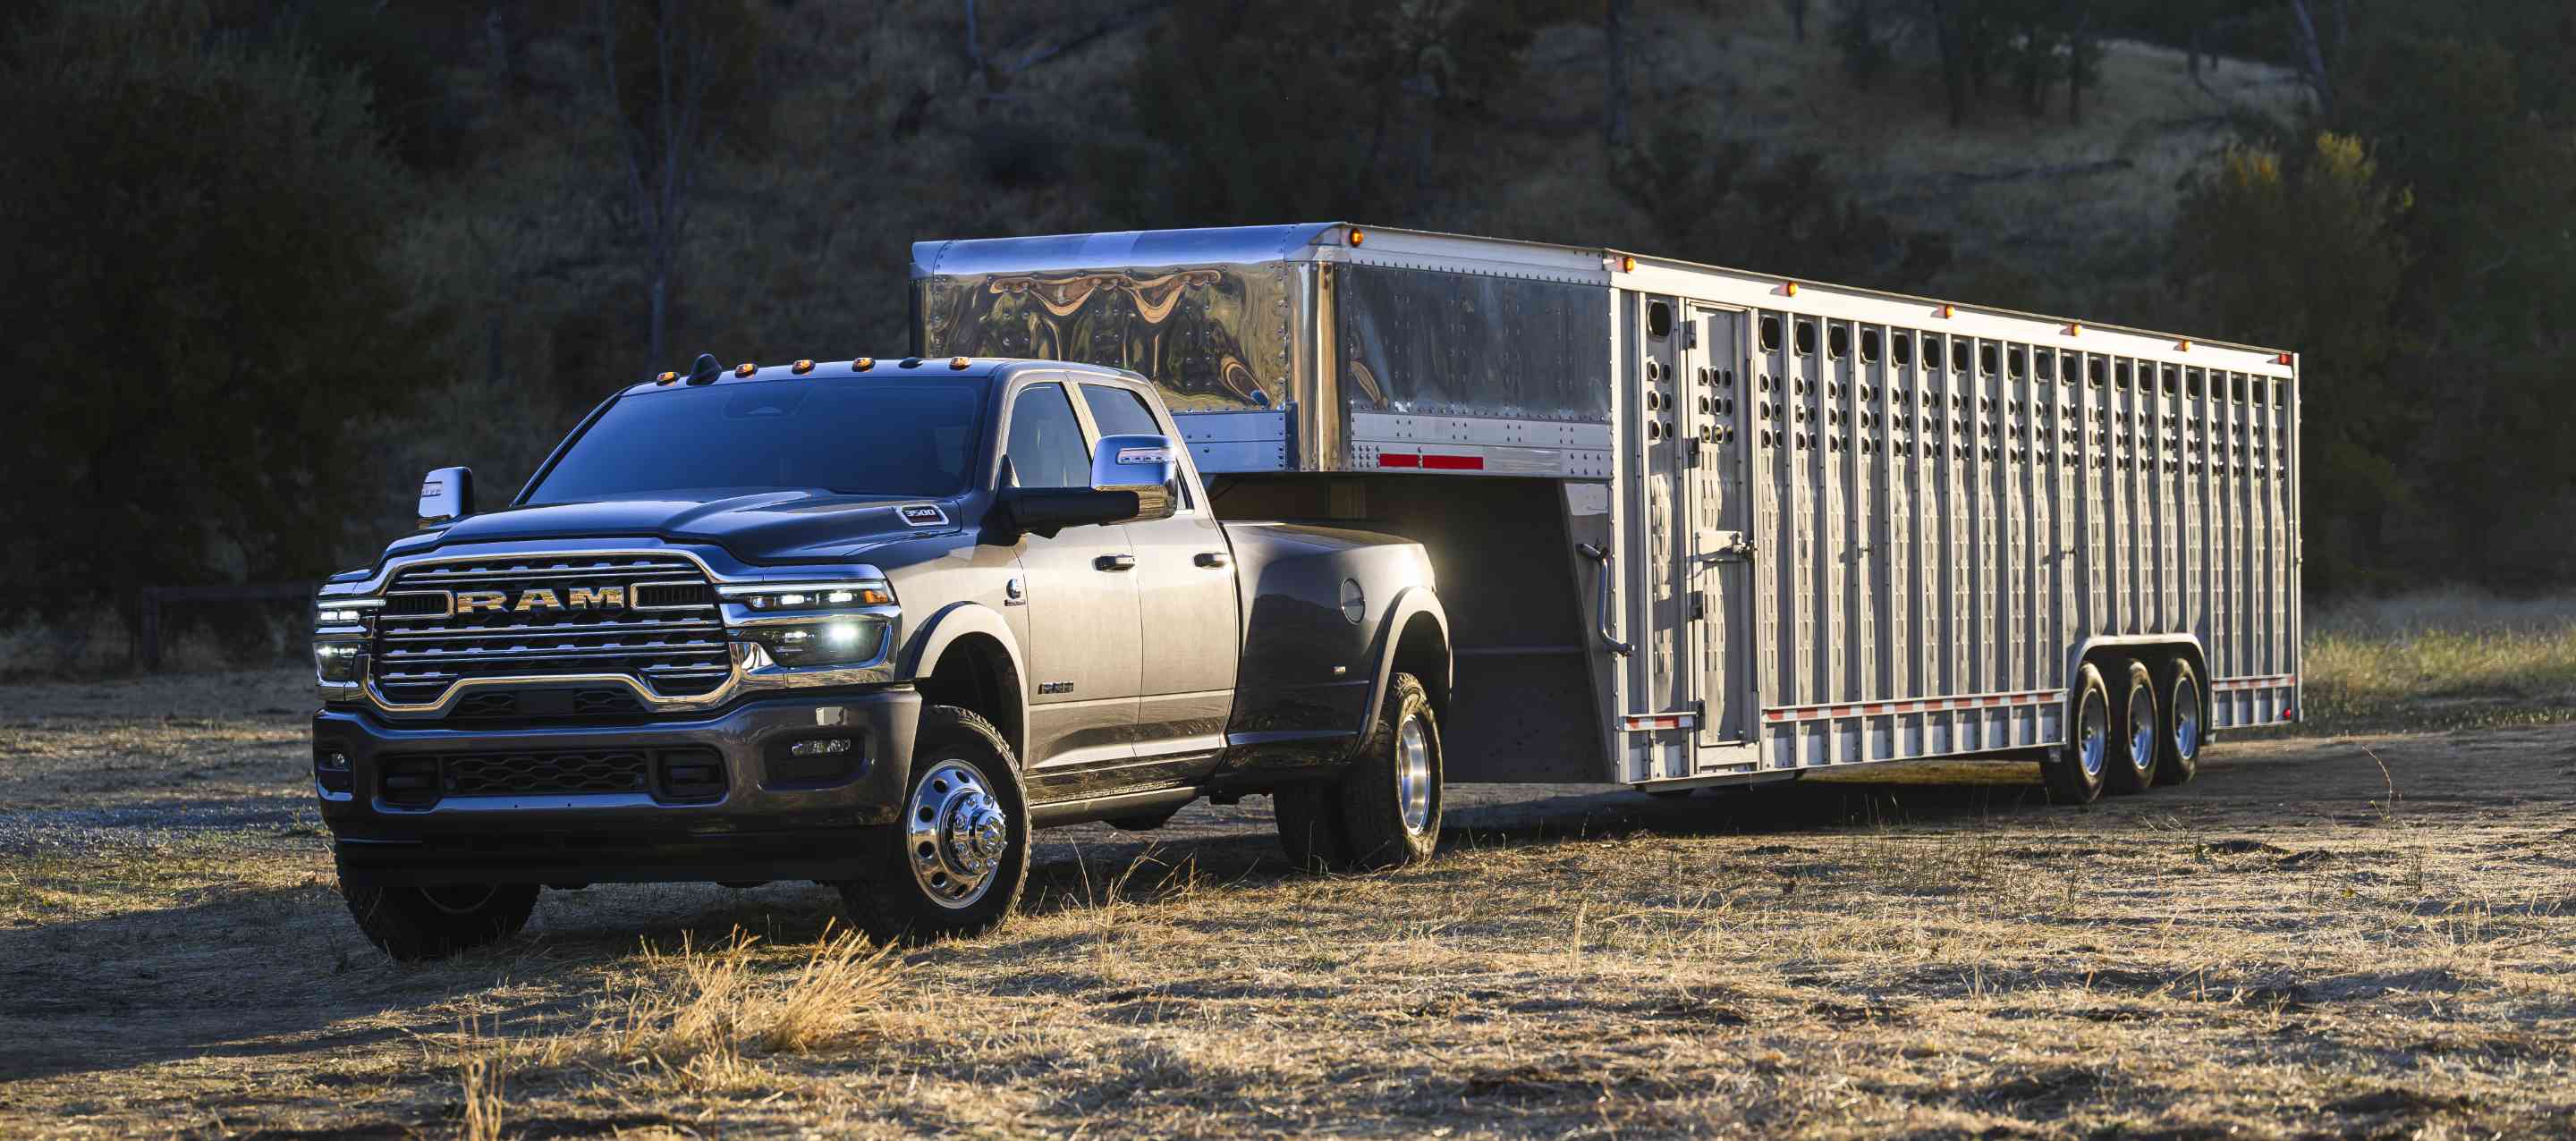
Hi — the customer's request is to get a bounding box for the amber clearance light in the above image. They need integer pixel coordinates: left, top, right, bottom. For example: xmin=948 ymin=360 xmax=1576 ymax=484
xmin=734 ymin=361 xmax=758 ymax=377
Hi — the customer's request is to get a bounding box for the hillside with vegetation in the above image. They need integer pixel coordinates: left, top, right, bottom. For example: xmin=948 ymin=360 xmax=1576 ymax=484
xmin=3 ymin=0 xmax=2571 ymax=666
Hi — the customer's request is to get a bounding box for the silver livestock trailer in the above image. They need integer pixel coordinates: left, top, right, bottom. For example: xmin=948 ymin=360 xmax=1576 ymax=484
xmin=911 ymin=224 xmax=2301 ymax=800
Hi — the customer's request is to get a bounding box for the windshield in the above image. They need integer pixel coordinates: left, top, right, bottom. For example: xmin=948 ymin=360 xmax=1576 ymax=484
xmin=526 ymin=377 xmax=988 ymax=504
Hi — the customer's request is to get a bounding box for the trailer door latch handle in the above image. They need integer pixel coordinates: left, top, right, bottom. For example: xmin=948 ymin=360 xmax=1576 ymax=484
xmin=1576 ymin=543 xmax=1634 ymax=657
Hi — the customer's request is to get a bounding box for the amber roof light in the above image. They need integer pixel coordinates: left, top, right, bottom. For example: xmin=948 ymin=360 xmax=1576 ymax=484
xmin=852 ymin=357 xmax=876 ymax=372
xmin=792 ymin=359 xmax=815 ymax=375
xmin=734 ymin=361 xmax=758 ymax=377
xmin=949 ymin=356 xmax=971 ymax=369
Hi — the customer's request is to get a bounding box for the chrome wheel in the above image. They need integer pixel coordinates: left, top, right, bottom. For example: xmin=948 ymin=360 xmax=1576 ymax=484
xmin=1395 ymin=714 xmax=1432 ymax=834
xmin=2173 ymin=683 xmax=2202 ymax=759
xmin=2128 ymin=690 xmax=2158 ymax=771
xmin=2078 ymin=694 xmax=2109 ymax=778
xmin=905 ymin=759 xmax=1010 ymax=909
xmin=420 ymin=883 xmax=498 ymax=916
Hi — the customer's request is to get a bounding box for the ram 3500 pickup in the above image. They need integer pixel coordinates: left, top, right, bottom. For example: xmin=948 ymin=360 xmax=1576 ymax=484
xmin=312 ymin=354 xmax=1452 ymax=957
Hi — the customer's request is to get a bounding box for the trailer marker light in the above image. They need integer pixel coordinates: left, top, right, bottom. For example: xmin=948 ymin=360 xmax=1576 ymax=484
xmin=2176 ymin=339 xmax=2192 ymax=352
xmin=1783 ymin=281 xmax=1800 ymax=296
xmin=792 ymin=359 xmax=814 ymax=375
xmin=735 ymin=361 xmax=758 ymax=376
xmin=1621 ymin=256 xmax=1637 ymax=273
xmin=1937 ymin=304 xmax=1956 ymax=318
xmin=852 ymin=357 xmax=875 ymax=371
xmin=2064 ymin=323 xmax=2081 ymax=336
xmin=2276 ymin=352 xmax=2293 ymax=365
xmin=1349 ymin=228 xmax=1365 ymax=246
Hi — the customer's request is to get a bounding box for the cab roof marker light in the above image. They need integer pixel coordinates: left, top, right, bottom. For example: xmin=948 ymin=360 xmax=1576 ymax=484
xmin=792 ymin=359 xmax=814 ymax=375
xmin=852 ymin=357 xmax=876 ymax=372
xmin=949 ymin=356 xmax=971 ymax=369
xmin=655 ymin=370 xmax=678 ymax=385
xmin=735 ymin=361 xmax=758 ymax=377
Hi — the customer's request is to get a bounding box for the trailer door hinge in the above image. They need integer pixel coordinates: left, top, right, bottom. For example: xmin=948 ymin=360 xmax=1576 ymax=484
xmin=1689 ymin=590 xmax=1705 ymax=621
xmin=1683 ymin=325 xmax=1699 ymax=350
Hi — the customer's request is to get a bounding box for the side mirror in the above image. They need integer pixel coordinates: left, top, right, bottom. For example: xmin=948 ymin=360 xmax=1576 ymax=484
xmin=418 ymin=466 xmax=474 ymax=528
xmin=999 ymin=487 xmax=1140 ymax=539
xmin=1089 ymin=434 xmax=1181 ymax=523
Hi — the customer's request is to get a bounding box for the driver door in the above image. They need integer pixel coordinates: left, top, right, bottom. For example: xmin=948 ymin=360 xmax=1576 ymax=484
xmin=1004 ymin=379 xmax=1143 ymax=773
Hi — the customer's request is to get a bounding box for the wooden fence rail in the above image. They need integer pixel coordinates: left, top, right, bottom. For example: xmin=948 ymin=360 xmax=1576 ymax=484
xmin=132 ymin=582 xmax=315 ymax=670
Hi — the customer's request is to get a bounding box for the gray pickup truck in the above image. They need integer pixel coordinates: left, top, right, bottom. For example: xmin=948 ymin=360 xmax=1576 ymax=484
xmin=311 ymin=354 xmax=1452 ymax=957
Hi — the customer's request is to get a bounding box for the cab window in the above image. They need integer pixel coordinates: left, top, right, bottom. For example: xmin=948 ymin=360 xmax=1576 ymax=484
xmin=1005 ymin=383 xmax=1091 ymax=489
xmin=1081 ymin=384 xmax=1163 ymax=437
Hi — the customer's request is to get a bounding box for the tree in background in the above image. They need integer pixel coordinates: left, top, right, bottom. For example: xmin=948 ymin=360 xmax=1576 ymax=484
xmin=592 ymin=0 xmax=762 ymax=368
xmin=2173 ymin=135 xmax=2407 ymax=595
xmin=0 ymin=0 xmax=438 ymax=612
xmin=1611 ymin=124 xmax=1952 ymax=292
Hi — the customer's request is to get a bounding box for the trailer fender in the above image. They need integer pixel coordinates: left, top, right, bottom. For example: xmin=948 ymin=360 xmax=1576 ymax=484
xmin=1356 ymin=586 xmax=1452 ymax=744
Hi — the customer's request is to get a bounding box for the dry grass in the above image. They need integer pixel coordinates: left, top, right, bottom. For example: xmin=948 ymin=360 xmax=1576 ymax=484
xmin=2292 ymin=591 xmax=2576 ymax=735
xmin=3 ymin=661 xmax=2572 ymax=1137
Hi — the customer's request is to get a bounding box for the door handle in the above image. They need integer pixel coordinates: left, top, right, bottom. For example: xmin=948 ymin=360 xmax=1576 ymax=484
xmin=1194 ymin=551 xmax=1231 ymax=569
xmin=1575 ymin=543 xmax=1633 ymax=657
xmin=1095 ymin=554 xmax=1137 ymax=572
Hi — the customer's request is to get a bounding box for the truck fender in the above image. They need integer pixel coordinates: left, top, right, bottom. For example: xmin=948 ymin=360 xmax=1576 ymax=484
xmin=1355 ymin=586 xmax=1451 ymax=743
xmin=901 ymin=601 xmax=1032 ymax=762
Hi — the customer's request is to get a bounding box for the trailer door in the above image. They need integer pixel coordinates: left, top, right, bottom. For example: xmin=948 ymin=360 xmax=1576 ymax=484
xmin=1685 ymin=308 xmax=1758 ymax=750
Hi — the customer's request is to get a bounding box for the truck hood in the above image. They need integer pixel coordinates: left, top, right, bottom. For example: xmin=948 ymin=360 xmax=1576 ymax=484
xmin=411 ymin=490 xmax=965 ymax=563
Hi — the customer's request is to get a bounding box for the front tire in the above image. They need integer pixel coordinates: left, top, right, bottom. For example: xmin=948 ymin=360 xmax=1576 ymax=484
xmin=836 ymin=706 xmax=1029 ymax=944
xmin=2042 ymin=663 xmax=2111 ymax=805
xmin=2105 ymin=658 xmax=2161 ymax=795
xmin=1273 ymin=672 xmax=1443 ymax=872
xmin=342 ymin=879 xmax=538 ymax=960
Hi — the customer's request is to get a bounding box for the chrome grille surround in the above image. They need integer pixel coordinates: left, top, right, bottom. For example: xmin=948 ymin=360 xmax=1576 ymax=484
xmin=318 ymin=544 xmax=901 ymax=719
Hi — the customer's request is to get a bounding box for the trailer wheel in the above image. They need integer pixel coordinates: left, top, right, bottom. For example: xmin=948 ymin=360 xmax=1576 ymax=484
xmin=2105 ymin=659 xmax=2160 ymax=795
xmin=1274 ymin=672 xmax=1443 ymax=872
xmin=2156 ymin=659 xmax=2204 ymax=785
xmin=835 ymin=706 xmax=1029 ymax=943
xmin=342 ymin=879 xmax=538 ymax=960
xmin=2043 ymin=663 xmax=2110 ymax=805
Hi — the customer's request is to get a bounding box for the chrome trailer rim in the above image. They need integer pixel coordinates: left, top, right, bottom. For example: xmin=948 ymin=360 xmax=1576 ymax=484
xmin=2079 ymin=693 xmax=2108 ymax=778
xmin=906 ymin=759 xmax=1010 ymax=909
xmin=1395 ymin=715 xmax=1433 ymax=834
xmin=2129 ymin=688 xmax=2158 ymax=772
xmin=2174 ymin=683 xmax=2202 ymax=759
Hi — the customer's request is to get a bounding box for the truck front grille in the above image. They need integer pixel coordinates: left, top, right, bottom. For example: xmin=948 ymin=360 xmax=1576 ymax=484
xmin=371 ymin=554 xmax=732 ymax=709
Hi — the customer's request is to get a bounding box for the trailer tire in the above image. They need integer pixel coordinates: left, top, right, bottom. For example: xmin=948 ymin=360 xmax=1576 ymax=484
xmin=2105 ymin=658 xmax=2160 ymax=795
xmin=2156 ymin=659 xmax=2204 ymax=785
xmin=835 ymin=706 xmax=1029 ymax=944
xmin=343 ymin=879 xmax=538 ymax=960
xmin=2044 ymin=663 xmax=2111 ymax=805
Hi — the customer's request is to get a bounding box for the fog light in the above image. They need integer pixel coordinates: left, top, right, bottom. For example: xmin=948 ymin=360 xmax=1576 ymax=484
xmin=790 ymin=738 xmax=852 ymax=757
xmin=314 ymin=748 xmax=353 ymax=794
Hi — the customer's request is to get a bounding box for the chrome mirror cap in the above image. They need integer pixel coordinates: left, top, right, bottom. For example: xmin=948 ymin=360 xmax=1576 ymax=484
xmin=1089 ymin=434 xmax=1180 ymax=522
xmin=417 ymin=466 xmax=475 ymax=528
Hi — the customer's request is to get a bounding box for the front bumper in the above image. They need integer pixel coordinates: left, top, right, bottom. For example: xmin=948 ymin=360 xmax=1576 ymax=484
xmin=313 ymin=687 xmax=919 ymax=886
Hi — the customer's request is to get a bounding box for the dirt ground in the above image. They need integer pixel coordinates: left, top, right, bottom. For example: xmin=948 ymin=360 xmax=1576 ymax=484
xmin=2 ymin=668 xmax=2572 ymax=1138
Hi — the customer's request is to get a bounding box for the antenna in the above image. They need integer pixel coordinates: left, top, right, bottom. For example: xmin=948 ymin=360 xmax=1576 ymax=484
xmin=686 ymin=353 xmax=722 ymax=385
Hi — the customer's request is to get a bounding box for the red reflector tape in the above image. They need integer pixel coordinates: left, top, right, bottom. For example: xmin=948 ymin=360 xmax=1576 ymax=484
xmin=1422 ymin=453 xmax=1484 ymax=470
xmin=1622 ymin=713 xmax=1696 ymax=731
xmin=1377 ymin=453 xmax=1420 ymax=468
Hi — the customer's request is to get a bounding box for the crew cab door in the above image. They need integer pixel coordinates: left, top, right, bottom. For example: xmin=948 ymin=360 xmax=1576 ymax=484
xmin=1078 ymin=381 xmax=1239 ymax=756
xmin=1004 ymin=379 xmax=1142 ymax=771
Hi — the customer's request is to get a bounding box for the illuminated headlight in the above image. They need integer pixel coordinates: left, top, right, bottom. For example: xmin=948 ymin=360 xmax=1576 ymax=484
xmin=743 ymin=617 xmax=888 ymax=667
xmin=313 ymin=641 xmax=364 ymax=682
xmin=741 ymin=582 xmax=893 ymax=611
xmin=314 ymin=598 xmax=380 ymax=626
